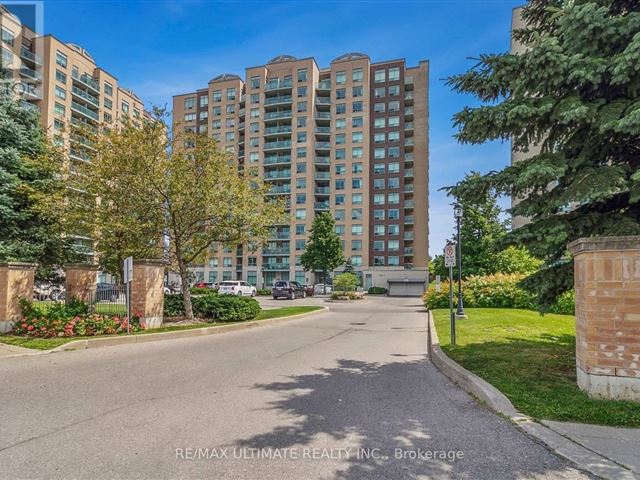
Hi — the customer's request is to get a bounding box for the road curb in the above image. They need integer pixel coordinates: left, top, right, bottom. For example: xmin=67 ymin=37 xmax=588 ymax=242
xmin=427 ymin=311 xmax=639 ymax=480
xmin=0 ymin=306 xmax=329 ymax=358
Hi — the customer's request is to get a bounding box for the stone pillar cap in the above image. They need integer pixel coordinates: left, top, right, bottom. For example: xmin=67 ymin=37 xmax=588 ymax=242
xmin=64 ymin=263 xmax=100 ymax=270
xmin=568 ymin=236 xmax=640 ymax=255
xmin=133 ymin=259 xmax=167 ymax=266
xmin=0 ymin=262 xmax=38 ymax=270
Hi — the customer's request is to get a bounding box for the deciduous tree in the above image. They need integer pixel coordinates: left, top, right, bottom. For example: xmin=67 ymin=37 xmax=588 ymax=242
xmin=300 ymin=211 xmax=344 ymax=293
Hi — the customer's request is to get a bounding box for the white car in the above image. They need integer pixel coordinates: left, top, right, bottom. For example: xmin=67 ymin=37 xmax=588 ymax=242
xmin=218 ymin=281 xmax=257 ymax=297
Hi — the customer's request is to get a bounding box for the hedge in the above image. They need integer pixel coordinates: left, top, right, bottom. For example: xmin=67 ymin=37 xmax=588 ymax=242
xmin=367 ymin=286 xmax=387 ymax=295
xmin=422 ymin=273 xmax=575 ymax=315
xmin=164 ymin=292 xmax=261 ymax=321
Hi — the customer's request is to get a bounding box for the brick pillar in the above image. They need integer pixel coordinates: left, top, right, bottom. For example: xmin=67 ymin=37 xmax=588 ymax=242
xmin=568 ymin=236 xmax=640 ymax=402
xmin=64 ymin=264 xmax=98 ymax=304
xmin=131 ymin=259 xmax=165 ymax=329
xmin=0 ymin=262 xmax=37 ymax=333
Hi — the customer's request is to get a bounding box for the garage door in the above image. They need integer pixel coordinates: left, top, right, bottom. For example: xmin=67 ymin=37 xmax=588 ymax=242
xmin=387 ymin=281 xmax=426 ymax=297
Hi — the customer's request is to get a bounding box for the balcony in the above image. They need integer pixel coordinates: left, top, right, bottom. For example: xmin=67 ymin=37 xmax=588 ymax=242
xmin=314 ymin=172 xmax=331 ymax=181
xmin=265 ymin=79 xmax=292 ymax=92
xmin=262 ymin=263 xmax=291 ymax=271
xmin=404 ymin=232 xmax=414 ymax=241
xmin=263 ymin=247 xmax=291 ymax=256
xmin=404 ymin=200 xmax=414 ymax=209
xmin=264 ymin=125 xmax=292 ymax=136
xmin=19 ymin=66 xmax=42 ymax=82
xmin=264 ymin=155 xmax=291 ymax=166
xmin=405 ymin=153 xmax=414 ymax=163
xmin=405 ymin=76 xmax=414 ymax=90
xmin=315 ymin=112 xmax=331 ymax=123
xmin=264 ymin=110 xmax=292 ymax=121
xmin=314 ymin=202 xmax=330 ymax=210
xmin=20 ymin=46 xmax=42 ymax=66
xmin=404 ymin=122 xmax=414 ymax=131
xmin=404 ymin=247 xmax=414 ymax=255
xmin=70 ymin=134 xmax=95 ymax=150
xmin=316 ymin=80 xmax=331 ymax=91
xmin=314 ymin=126 xmax=331 ymax=136
xmin=404 ymin=216 xmax=414 ymax=225
xmin=267 ymin=185 xmax=292 ymax=195
xmin=69 ymin=148 xmax=91 ymax=162
xmin=264 ymin=170 xmax=291 ymax=180
xmin=264 ymin=95 xmax=292 ymax=106
xmin=71 ymin=86 xmax=100 ymax=108
xmin=314 ymin=187 xmax=331 ymax=194
xmin=264 ymin=140 xmax=292 ymax=151
xmin=405 ymin=106 xmax=414 ymax=119
xmin=404 ymin=169 xmax=414 ymax=178
xmin=404 ymin=92 xmax=414 ymax=104
xmin=314 ymin=157 xmax=330 ymax=165
xmin=315 ymin=97 xmax=331 ymax=106
xmin=71 ymin=71 xmax=100 ymax=94
xmin=405 ymin=138 xmax=414 ymax=148
xmin=71 ymin=101 xmax=99 ymax=121
xmin=70 ymin=117 xmax=98 ymax=135
xmin=314 ymin=141 xmax=331 ymax=151
xmin=404 ymin=184 xmax=414 ymax=193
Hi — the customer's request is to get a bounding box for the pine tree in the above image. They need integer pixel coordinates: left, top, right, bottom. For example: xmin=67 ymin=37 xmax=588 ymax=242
xmin=300 ymin=212 xmax=344 ymax=293
xmin=446 ymin=0 xmax=640 ymax=309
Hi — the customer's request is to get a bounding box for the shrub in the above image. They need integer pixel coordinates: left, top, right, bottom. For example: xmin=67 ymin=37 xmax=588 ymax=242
xmin=164 ymin=292 xmax=261 ymax=322
xmin=190 ymin=287 xmax=216 ymax=295
xmin=164 ymin=294 xmax=185 ymax=317
xmin=368 ymin=286 xmax=387 ymax=295
xmin=333 ymin=273 xmax=359 ymax=293
xmin=256 ymin=288 xmax=272 ymax=296
xmin=20 ymin=297 xmax=89 ymax=321
xmin=422 ymin=273 xmax=575 ymax=313
xmin=548 ymin=290 xmax=575 ymax=315
xmin=330 ymin=291 xmax=362 ymax=301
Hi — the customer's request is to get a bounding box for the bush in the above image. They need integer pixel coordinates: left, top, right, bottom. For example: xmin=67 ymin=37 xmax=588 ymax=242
xmin=548 ymin=290 xmax=575 ymax=315
xmin=190 ymin=287 xmax=216 ymax=295
xmin=20 ymin=297 xmax=89 ymax=321
xmin=164 ymin=294 xmax=185 ymax=317
xmin=422 ymin=273 xmax=575 ymax=313
xmin=256 ymin=288 xmax=272 ymax=296
xmin=368 ymin=286 xmax=387 ymax=295
xmin=164 ymin=292 xmax=261 ymax=322
xmin=333 ymin=273 xmax=359 ymax=293
xmin=330 ymin=291 xmax=362 ymax=301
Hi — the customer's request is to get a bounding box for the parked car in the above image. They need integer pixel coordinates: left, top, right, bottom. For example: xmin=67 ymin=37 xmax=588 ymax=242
xmin=303 ymin=284 xmax=315 ymax=297
xmin=273 ymin=281 xmax=306 ymax=300
xmin=96 ymin=283 xmax=120 ymax=302
xmin=218 ymin=281 xmax=257 ymax=297
xmin=313 ymin=284 xmax=333 ymax=295
xmin=33 ymin=282 xmax=65 ymax=301
xmin=194 ymin=282 xmax=215 ymax=289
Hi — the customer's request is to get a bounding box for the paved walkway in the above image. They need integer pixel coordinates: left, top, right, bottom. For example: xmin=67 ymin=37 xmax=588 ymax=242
xmin=0 ymin=342 xmax=35 ymax=358
xmin=543 ymin=420 xmax=640 ymax=476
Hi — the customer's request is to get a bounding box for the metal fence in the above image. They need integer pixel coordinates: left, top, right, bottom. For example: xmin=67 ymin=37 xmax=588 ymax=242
xmin=32 ymin=284 xmax=128 ymax=316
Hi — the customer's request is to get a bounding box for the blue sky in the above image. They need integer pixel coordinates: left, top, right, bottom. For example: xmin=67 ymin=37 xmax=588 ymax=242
xmin=42 ymin=0 xmax=521 ymax=257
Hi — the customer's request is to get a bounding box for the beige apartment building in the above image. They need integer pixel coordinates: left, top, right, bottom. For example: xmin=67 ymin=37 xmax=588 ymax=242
xmin=173 ymin=53 xmax=429 ymax=290
xmin=1 ymin=5 xmax=146 ymax=261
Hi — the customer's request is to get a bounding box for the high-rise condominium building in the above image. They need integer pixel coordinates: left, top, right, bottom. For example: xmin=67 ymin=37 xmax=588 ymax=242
xmin=1 ymin=5 xmax=146 ymax=259
xmin=173 ymin=53 xmax=429 ymax=290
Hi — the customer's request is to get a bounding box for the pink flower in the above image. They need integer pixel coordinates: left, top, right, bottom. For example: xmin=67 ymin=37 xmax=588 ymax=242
xmin=27 ymin=325 xmax=34 ymax=331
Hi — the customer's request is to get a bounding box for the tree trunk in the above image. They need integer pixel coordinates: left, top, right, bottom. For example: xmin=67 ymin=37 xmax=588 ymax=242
xmin=178 ymin=258 xmax=194 ymax=320
xmin=323 ymin=270 xmax=327 ymax=295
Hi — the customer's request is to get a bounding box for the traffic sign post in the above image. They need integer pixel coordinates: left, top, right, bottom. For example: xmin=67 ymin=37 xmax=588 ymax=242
xmin=123 ymin=257 xmax=133 ymax=334
xmin=444 ymin=244 xmax=456 ymax=346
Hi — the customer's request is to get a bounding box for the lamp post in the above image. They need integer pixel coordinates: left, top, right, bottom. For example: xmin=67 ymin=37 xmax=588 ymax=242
xmin=454 ymin=203 xmax=467 ymax=319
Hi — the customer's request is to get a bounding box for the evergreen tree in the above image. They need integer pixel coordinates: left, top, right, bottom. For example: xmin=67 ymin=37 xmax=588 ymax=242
xmin=300 ymin=212 xmax=344 ymax=293
xmin=446 ymin=0 xmax=640 ymax=309
xmin=343 ymin=258 xmax=356 ymax=275
xmin=0 ymin=83 xmax=70 ymax=273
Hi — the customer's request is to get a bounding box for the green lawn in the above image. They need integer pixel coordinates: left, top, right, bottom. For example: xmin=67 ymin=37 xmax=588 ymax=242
xmin=433 ymin=308 xmax=640 ymax=427
xmin=0 ymin=306 xmax=323 ymax=351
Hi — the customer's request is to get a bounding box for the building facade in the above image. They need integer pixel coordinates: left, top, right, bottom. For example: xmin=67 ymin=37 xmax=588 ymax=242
xmin=173 ymin=53 xmax=429 ymax=289
xmin=1 ymin=5 xmax=146 ymax=259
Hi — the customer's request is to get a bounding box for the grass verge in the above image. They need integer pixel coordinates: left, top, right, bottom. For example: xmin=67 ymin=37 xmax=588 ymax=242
xmin=432 ymin=308 xmax=640 ymax=427
xmin=0 ymin=306 xmax=323 ymax=352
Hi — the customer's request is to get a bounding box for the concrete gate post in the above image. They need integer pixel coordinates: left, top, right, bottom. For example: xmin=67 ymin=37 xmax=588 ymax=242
xmin=568 ymin=236 xmax=640 ymax=402
xmin=64 ymin=264 xmax=99 ymax=304
xmin=131 ymin=259 xmax=165 ymax=329
xmin=0 ymin=262 xmax=37 ymax=333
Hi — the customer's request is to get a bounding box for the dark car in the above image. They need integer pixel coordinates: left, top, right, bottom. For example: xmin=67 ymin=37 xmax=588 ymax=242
xmin=303 ymin=284 xmax=314 ymax=297
xmin=272 ymin=281 xmax=306 ymax=300
xmin=96 ymin=283 xmax=120 ymax=302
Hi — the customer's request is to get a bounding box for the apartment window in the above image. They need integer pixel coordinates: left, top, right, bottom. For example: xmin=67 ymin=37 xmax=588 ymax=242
xmin=208 ymin=258 xmax=219 ymax=268
xmin=296 ymin=224 xmax=305 ymax=235
xmin=249 ymin=137 xmax=259 ymax=147
xmin=53 ymin=119 xmax=64 ymax=131
xmin=185 ymin=97 xmax=196 ymax=109
xmin=249 ymin=152 xmax=259 ymax=163
xmin=335 ymin=164 xmax=346 ymax=175
xmin=295 ymin=209 xmax=306 ymax=220
xmin=223 ymin=257 xmax=232 ymax=268
xmin=225 ymin=118 xmax=235 ymax=128
xmin=297 ymin=86 xmax=307 ymax=97
xmin=199 ymin=111 xmax=208 ymax=121
xmin=56 ymin=51 xmax=67 ymax=68
xmin=199 ymin=95 xmax=209 ymax=108
xmin=100 ymin=82 xmax=112 ymax=97
xmin=250 ymin=93 xmax=259 ymax=104
xmin=335 ymin=179 xmax=345 ymax=190
xmin=297 ymin=147 xmax=307 ymax=158
xmin=374 ymin=103 xmax=385 ymax=113
xmin=388 ymin=162 xmax=400 ymax=173
xmin=296 ymin=193 xmax=306 ymax=204
xmin=374 ymin=69 xmax=386 ymax=83
xmin=53 ymin=102 xmax=66 ymax=117
xmin=335 ymin=195 xmax=345 ymax=206
xmin=1 ymin=47 xmax=12 ymax=67
xmin=388 ymin=256 xmax=400 ymax=266
xmin=352 ymin=86 xmax=363 ymax=98
xmin=335 ymin=210 xmax=345 ymax=221
xmin=104 ymin=113 xmax=112 ymax=123
xmin=223 ymin=271 xmax=232 ymax=281
xmin=226 ymin=104 xmax=235 ymax=114
xmin=352 ymin=68 xmax=363 ymax=82
xmin=388 ymin=192 xmax=400 ymax=204
xmin=297 ymin=68 xmax=307 ymax=82
xmin=389 ymin=101 xmax=400 ymax=112
xmin=373 ymin=241 xmax=385 ymax=252
xmin=388 ymin=209 xmax=400 ymax=221
xmin=352 ymin=101 xmax=363 ymax=113
xmin=388 ymin=131 xmax=400 ymax=142
xmin=352 ymin=132 xmax=363 ymax=143
xmin=122 ymin=101 xmax=130 ymax=114
xmin=352 ymin=240 xmax=362 ymax=251
xmin=352 ymin=179 xmax=362 ymax=189
xmin=373 ymin=256 xmax=385 ymax=267
xmin=373 ymin=178 xmax=385 ymax=189
xmin=374 ymin=163 xmax=386 ymax=175
xmin=352 ymin=208 xmax=363 ymax=220
xmin=335 ymin=225 xmax=345 ymax=235
xmin=374 ymin=118 xmax=386 ymax=129
xmin=374 ymin=209 xmax=385 ymax=221
xmin=297 ymin=132 xmax=307 ymax=143
xmin=388 ymin=177 xmax=400 ymax=189
xmin=351 ymin=225 xmax=363 ymax=235
xmin=336 ymin=149 xmax=346 ymax=160
xmin=213 ymin=90 xmax=222 ymax=102
xmin=375 ymin=87 xmax=386 ymax=98
xmin=373 ymin=194 xmax=385 ymax=205
xmin=55 ymin=70 xmax=67 ymax=84
xmin=389 ymin=67 xmax=400 ymax=81
xmin=352 ymin=256 xmax=363 ymax=267
xmin=212 ymin=133 xmax=221 ymax=141
xmin=336 ymin=103 xmax=346 ymax=115
xmin=352 ymin=147 xmax=363 ymax=159
xmin=250 ymin=108 xmax=260 ymax=119
xmin=352 ymin=193 xmax=363 ymax=204
xmin=374 ymin=225 xmax=386 ymax=236
xmin=296 ymin=162 xmax=306 ymax=173
xmin=54 ymin=86 xmax=66 ymax=100
xmin=389 ymin=116 xmax=400 ymax=127
xmin=374 ymin=133 xmax=385 ymax=144
xmin=352 ymin=117 xmax=363 ymax=128
xmin=335 ymin=71 xmax=346 ymax=85
xmin=226 ymin=88 xmax=236 ymax=100
xmin=297 ymin=117 xmax=307 ymax=128
xmin=212 ymin=120 xmax=221 ymax=129
xmin=225 ymin=132 xmax=235 ymax=142
xmin=336 ymin=119 xmax=346 ymax=129
xmin=250 ymin=76 xmax=260 ymax=89
xmin=212 ymin=106 xmax=221 ymax=116
xmin=389 ymin=146 xmax=400 ymax=158
xmin=296 ymin=178 xmax=306 ymax=189
xmin=352 ymin=163 xmax=363 ymax=173
xmin=1 ymin=27 xmax=14 ymax=46
xmin=389 ymin=85 xmax=400 ymax=96
xmin=295 ymin=101 xmax=306 ymax=113
xmin=335 ymin=133 xmax=345 ymax=145
xmin=374 ymin=148 xmax=385 ymax=159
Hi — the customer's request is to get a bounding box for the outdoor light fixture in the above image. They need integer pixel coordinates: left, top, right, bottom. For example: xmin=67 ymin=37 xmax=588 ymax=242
xmin=453 ymin=203 xmax=467 ymax=319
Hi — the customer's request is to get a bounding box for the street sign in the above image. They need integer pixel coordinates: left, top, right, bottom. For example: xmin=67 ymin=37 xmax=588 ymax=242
xmin=444 ymin=243 xmax=456 ymax=268
xmin=123 ymin=256 xmax=133 ymax=284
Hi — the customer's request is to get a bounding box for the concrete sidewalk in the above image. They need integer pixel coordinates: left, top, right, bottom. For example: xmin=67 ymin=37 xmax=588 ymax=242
xmin=543 ymin=420 xmax=640 ymax=476
xmin=0 ymin=342 xmax=36 ymax=358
